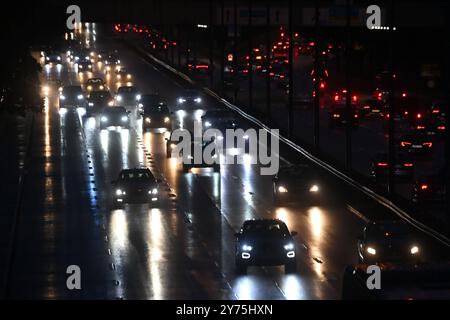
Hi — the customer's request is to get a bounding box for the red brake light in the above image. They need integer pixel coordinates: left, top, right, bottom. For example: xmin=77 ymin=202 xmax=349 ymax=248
xmin=417 ymin=113 xmax=422 ymax=119
xmin=402 ymin=93 xmax=407 ymax=97
xmin=416 ymin=125 xmax=425 ymax=130
xmin=377 ymin=162 xmax=388 ymax=167
xmin=401 ymin=141 xmax=412 ymax=147
xmin=420 ymin=184 xmax=429 ymax=190
xmin=432 ymin=109 xmax=440 ymax=114
xmin=423 ymin=142 xmax=433 ymax=147
xmin=438 ymin=126 xmax=445 ymax=130
xmin=403 ymin=163 xmax=413 ymax=167
xmin=352 ymin=95 xmax=358 ymax=102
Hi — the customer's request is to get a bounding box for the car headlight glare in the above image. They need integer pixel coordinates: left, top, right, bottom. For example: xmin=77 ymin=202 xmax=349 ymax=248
xmin=149 ymin=188 xmax=158 ymax=195
xmin=242 ymin=244 xmax=253 ymax=252
xmin=367 ymin=247 xmax=376 ymax=255
xmin=136 ymin=94 xmax=141 ymax=101
xmin=116 ymin=95 xmax=122 ymax=101
xmin=194 ymin=97 xmax=202 ymax=103
xmin=410 ymin=246 xmax=419 ymax=255
xmin=101 ymin=116 xmax=108 ymax=122
xmin=178 ymin=98 xmax=186 ymax=104
xmin=164 ymin=117 xmax=170 ymax=123
xmin=116 ymin=189 xmax=123 ymax=196
xmin=77 ymin=94 xmax=83 ymax=100
xmin=204 ymin=121 xmax=212 ymax=127
xmin=309 ymin=185 xmax=319 ymax=192
xmin=60 ymin=95 xmax=66 ymax=100
xmin=278 ymin=186 xmax=288 ymax=193
xmin=284 ymin=243 xmax=294 ymax=251
xmin=88 ymin=102 xmax=94 ymax=106
xmin=145 ymin=117 xmax=151 ymax=123
xmin=121 ymin=116 xmax=128 ymax=122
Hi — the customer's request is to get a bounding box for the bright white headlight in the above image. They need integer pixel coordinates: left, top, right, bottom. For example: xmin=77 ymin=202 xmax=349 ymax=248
xmin=178 ymin=98 xmax=186 ymax=104
xmin=77 ymin=94 xmax=83 ymax=100
xmin=367 ymin=247 xmax=376 ymax=255
xmin=116 ymin=95 xmax=122 ymax=101
xmin=164 ymin=117 xmax=170 ymax=123
xmin=309 ymin=185 xmax=319 ymax=192
xmin=278 ymin=186 xmax=288 ymax=193
xmin=242 ymin=244 xmax=253 ymax=252
xmin=194 ymin=97 xmax=202 ymax=103
xmin=121 ymin=116 xmax=128 ymax=122
xmin=149 ymin=188 xmax=158 ymax=195
xmin=204 ymin=121 xmax=211 ymax=127
xmin=410 ymin=246 xmax=419 ymax=255
xmin=88 ymin=102 xmax=94 ymax=106
xmin=101 ymin=116 xmax=108 ymax=122
xmin=284 ymin=243 xmax=294 ymax=250
xmin=60 ymin=95 xmax=66 ymax=100
xmin=115 ymin=189 xmax=123 ymax=195
xmin=136 ymin=94 xmax=141 ymax=101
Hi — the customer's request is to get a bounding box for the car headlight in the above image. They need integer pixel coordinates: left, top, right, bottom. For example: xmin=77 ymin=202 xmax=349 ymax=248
xmin=149 ymin=188 xmax=158 ymax=195
xmin=178 ymin=98 xmax=186 ymax=104
xmin=164 ymin=117 xmax=170 ymax=123
xmin=88 ymin=102 xmax=94 ymax=106
xmin=117 ymin=60 xmax=121 ymax=64
xmin=367 ymin=247 xmax=377 ymax=255
xmin=204 ymin=121 xmax=212 ymax=127
xmin=138 ymin=103 xmax=143 ymax=108
xmin=194 ymin=97 xmax=202 ymax=103
xmin=87 ymin=86 xmax=92 ymax=90
xmin=242 ymin=244 xmax=253 ymax=252
xmin=60 ymin=95 xmax=66 ymax=100
xmin=410 ymin=246 xmax=419 ymax=255
xmin=121 ymin=116 xmax=128 ymax=122
xmin=108 ymin=101 xmax=114 ymax=106
xmin=57 ymin=56 xmax=61 ymax=61
xmin=136 ymin=94 xmax=141 ymax=101
xmin=127 ymin=74 xmax=131 ymax=79
xmin=309 ymin=185 xmax=319 ymax=192
xmin=77 ymin=94 xmax=83 ymax=100
xmin=145 ymin=117 xmax=151 ymax=123
xmin=100 ymin=85 xmax=104 ymax=90
xmin=284 ymin=243 xmax=294 ymax=250
xmin=115 ymin=189 xmax=123 ymax=196
xmin=79 ymin=65 xmax=83 ymax=69
xmin=116 ymin=95 xmax=122 ymax=101
xmin=101 ymin=116 xmax=108 ymax=122
xmin=88 ymin=65 xmax=92 ymax=69
xmin=278 ymin=186 xmax=288 ymax=193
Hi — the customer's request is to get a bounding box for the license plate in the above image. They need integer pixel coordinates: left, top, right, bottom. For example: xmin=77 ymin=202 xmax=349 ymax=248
xmin=412 ymin=145 xmax=423 ymax=149
xmin=372 ymin=109 xmax=380 ymax=113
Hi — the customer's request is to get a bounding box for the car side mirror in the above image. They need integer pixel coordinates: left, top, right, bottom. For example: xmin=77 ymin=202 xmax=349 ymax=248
xmin=291 ymin=231 xmax=298 ymax=237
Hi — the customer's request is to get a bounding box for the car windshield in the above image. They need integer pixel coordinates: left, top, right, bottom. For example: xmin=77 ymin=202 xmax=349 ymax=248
xmin=142 ymin=95 xmax=160 ymax=104
xmin=149 ymin=104 xmax=169 ymax=113
xmin=120 ymin=170 xmax=153 ymax=180
xmin=87 ymin=79 xmax=103 ymax=84
xmin=118 ymin=87 xmax=137 ymax=94
xmin=90 ymin=91 xmax=110 ymax=98
xmin=243 ymin=221 xmax=289 ymax=237
xmin=104 ymin=107 xmax=126 ymax=115
xmin=63 ymin=86 xmax=82 ymax=95
xmin=278 ymin=165 xmax=314 ymax=180
xmin=367 ymin=222 xmax=413 ymax=240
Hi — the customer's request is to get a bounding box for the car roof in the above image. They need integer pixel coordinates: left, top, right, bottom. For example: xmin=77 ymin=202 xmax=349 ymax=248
xmin=118 ymin=86 xmax=137 ymax=91
xmin=103 ymin=106 xmax=126 ymax=113
xmin=277 ymin=164 xmax=311 ymax=176
xmin=87 ymin=78 xmax=104 ymax=82
xmin=63 ymin=85 xmax=82 ymax=91
xmin=243 ymin=218 xmax=287 ymax=227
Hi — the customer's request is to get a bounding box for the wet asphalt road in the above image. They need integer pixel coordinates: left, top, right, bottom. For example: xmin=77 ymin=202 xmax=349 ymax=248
xmin=2 ymin=26 xmax=448 ymax=300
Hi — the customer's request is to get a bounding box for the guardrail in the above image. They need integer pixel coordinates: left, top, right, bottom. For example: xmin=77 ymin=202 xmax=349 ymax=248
xmin=128 ymin=40 xmax=450 ymax=248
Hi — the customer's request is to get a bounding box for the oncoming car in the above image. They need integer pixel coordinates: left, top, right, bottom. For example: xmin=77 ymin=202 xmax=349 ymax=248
xmin=272 ymin=165 xmax=321 ymax=205
xmin=116 ymin=86 xmax=141 ymax=106
xmin=234 ymin=219 xmax=298 ymax=274
xmin=99 ymin=106 xmax=131 ymax=129
xmin=357 ymin=220 xmax=422 ymax=265
xmin=59 ymin=85 xmax=85 ymax=109
xmin=85 ymin=78 xmax=106 ymax=92
xmin=111 ymin=168 xmax=160 ymax=206
xmin=142 ymin=103 xmax=171 ymax=131
xmin=177 ymin=89 xmax=203 ymax=105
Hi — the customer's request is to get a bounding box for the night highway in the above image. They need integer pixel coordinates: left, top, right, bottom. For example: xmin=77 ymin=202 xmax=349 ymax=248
xmin=1 ymin=0 xmax=450 ymax=310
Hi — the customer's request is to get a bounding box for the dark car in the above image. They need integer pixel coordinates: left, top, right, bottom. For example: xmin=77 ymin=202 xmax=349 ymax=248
xmin=360 ymin=99 xmax=388 ymax=118
xmin=86 ymin=91 xmax=113 ymax=116
xmin=412 ymin=171 xmax=446 ymax=207
xmin=138 ymin=93 xmax=161 ymax=113
xmin=45 ymin=52 xmax=62 ymax=65
xmin=59 ymin=85 xmax=85 ymax=109
xmin=328 ymin=104 xmax=360 ymax=128
xmin=116 ymin=86 xmax=141 ymax=107
xmin=357 ymin=221 xmax=422 ymax=265
xmin=399 ymin=133 xmax=434 ymax=156
xmin=395 ymin=96 xmax=428 ymax=123
xmin=99 ymin=106 xmax=130 ymax=129
xmin=413 ymin=118 xmax=446 ymax=138
xmin=142 ymin=103 xmax=171 ymax=131
xmin=111 ymin=168 xmax=159 ymax=206
xmin=370 ymin=152 xmax=414 ymax=183
xmin=104 ymin=53 xmax=121 ymax=71
xmin=181 ymin=140 xmax=220 ymax=173
xmin=201 ymin=109 xmax=237 ymax=131
xmin=430 ymin=100 xmax=447 ymax=119
xmin=272 ymin=165 xmax=321 ymax=205
xmin=85 ymin=78 xmax=106 ymax=92
xmin=234 ymin=219 xmax=298 ymax=274
xmin=77 ymin=59 xmax=93 ymax=72
xmin=177 ymin=89 xmax=203 ymax=105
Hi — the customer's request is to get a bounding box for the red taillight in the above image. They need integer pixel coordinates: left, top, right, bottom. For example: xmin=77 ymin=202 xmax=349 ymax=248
xmin=377 ymin=162 xmax=388 ymax=167
xmin=420 ymin=184 xmax=429 ymax=190
xmin=320 ymin=83 xmax=325 ymax=89
xmin=416 ymin=125 xmax=425 ymax=130
xmin=403 ymin=163 xmax=413 ymax=167
xmin=334 ymin=95 xmax=339 ymax=101
xmin=402 ymin=92 xmax=407 ymax=97
xmin=352 ymin=95 xmax=358 ymax=102
xmin=423 ymin=142 xmax=433 ymax=148
xmin=438 ymin=126 xmax=445 ymax=130
xmin=363 ymin=105 xmax=371 ymax=110
xmin=354 ymin=114 xmax=358 ymax=118
xmin=432 ymin=109 xmax=440 ymax=114
xmin=401 ymin=141 xmax=412 ymax=147
xmin=404 ymin=111 xmax=409 ymax=115
xmin=196 ymin=65 xmax=209 ymax=69
xmin=417 ymin=113 xmax=422 ymax=119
